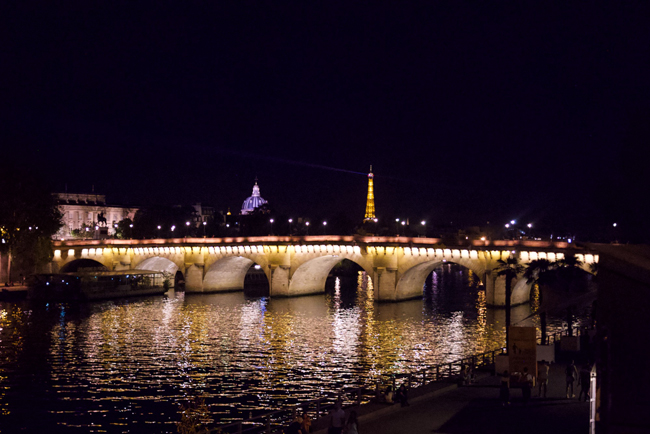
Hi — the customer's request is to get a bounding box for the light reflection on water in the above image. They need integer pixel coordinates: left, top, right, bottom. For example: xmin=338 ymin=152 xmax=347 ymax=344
xmin=0 ymin=264 xmax=586 ymax=432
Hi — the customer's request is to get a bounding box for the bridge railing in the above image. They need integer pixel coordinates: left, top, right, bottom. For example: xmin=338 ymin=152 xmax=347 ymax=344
xmin=212 ymin=347 xmax=504 ymax=434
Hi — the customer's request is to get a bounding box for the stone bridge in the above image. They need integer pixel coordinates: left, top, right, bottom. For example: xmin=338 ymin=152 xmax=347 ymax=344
xmin=48 ymin=236 xmax=598 ymax=306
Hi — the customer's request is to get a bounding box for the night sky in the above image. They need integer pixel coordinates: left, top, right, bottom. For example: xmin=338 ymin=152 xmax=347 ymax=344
xmin=4 ymin=3 xmax=650 ymax=240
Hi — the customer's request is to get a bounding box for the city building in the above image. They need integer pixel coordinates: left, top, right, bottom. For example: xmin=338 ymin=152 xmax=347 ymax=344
xmin=191 ymin=203 xmax=215 ymax=225
xmin=53 ymin=193 xmax=137 ymax=240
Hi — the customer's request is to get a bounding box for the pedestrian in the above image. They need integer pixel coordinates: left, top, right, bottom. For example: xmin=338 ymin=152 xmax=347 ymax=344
xmin=565 ymin=360 xmax=578 ymax=398
xmin=578 ymin=364 xmax=591 ymax=401
xmin=286 ymin=413 xmax=303 ymax=434
xmin=396 ymin=384 xmax=409 ymax=407
xmin=383 ymin=385 xmax=394 ymax=404
xmin=459 ymin=364 xmax=468 ymax=386
xmin=499 ymin=370 xmax=510 ymax=406
xmin=467 ymin=364 xmax=475 ymax=384
xmin=345 ymin=410 xmax=359 ymax=434
xmin=537 ymin=360 xmax=549 ymax=398
xmin=521 ymin=367 xmax=533 ymax=405
xmin=301 ymin=411 xmax=312 ymax=433
xmin=328 ymin=400 xmax=346 ymax=434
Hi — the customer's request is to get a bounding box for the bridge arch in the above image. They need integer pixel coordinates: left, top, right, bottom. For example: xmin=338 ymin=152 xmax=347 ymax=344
xmin=60 ymin=258 xmax=108 ymax=273
xmin=203 ymin=256 xmax=269 ymax=293
xmin=288 ymin=256 xmax=373 ymax=297
xmin=396 ymin=260 xmax=485 ymax=300
xmin=135 ymin=256 xmax=184 ymax=289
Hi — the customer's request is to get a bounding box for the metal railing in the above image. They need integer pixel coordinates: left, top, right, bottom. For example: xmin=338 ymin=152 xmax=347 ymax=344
xmin=212 ymin=347 xmax=504 ymax=434
xmin=538 ymin=324 xmax=593 ymax=345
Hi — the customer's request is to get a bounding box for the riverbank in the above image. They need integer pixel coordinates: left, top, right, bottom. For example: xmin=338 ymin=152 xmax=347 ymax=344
xmin=0 ymin=285 xmax=28 ymax=300
xmin=312 ymin=361 xmax=589 ymax=434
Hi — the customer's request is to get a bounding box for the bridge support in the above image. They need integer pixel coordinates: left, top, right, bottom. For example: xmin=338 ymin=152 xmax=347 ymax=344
xmin=485 ymin=273 xmax=532 ymax=307
xmin=185 ymin=264 xmax=204 ymax=292
xmin=270 ymin=265 xmax=290 ymax=297
xmin=373 ymin=267 xmax=401 ymax=301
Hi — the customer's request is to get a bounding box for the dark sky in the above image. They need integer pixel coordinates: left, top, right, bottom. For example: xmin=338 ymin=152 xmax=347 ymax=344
xmin=4 ymin=3 xmax=650 ymax=239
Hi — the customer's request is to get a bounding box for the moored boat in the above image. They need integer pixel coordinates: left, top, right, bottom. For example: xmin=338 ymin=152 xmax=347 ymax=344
xmin=29 ymin=270 xmax=167 ymax=301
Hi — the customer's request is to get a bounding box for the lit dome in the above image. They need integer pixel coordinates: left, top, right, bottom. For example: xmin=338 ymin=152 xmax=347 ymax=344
xmin=241 ymin=180 xmax=268 ymax=215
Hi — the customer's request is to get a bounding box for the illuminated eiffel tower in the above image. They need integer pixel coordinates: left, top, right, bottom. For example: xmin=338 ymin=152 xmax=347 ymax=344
xmin=364 ymin=165 xmax=376 ymax=221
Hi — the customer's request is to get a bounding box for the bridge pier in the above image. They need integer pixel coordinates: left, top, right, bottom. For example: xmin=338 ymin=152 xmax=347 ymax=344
xmin=373 ymin=267 xmax=398 ymax=301
xmin=185 ymin=264 xmax=204 ymax=292
xmin=484 ymin=272 xmax=532 ymax=307
xmin=269 ymin=265 xmax=291 ymax=297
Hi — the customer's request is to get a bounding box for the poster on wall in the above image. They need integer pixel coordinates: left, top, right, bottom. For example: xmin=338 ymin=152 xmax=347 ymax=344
xmin=509 ymin=326 xmax=537 ymax=386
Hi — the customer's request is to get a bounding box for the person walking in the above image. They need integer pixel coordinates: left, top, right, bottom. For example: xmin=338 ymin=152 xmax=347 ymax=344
xmin=345 ymin=410 xmax=359 ymax=434
xmin=396 ymin=384 xmax=409 ymax=407
xmin=300 ymin=411 xmax=312 ymax=433
xmin=537 ymin=360 xmax=549 ymax=398
xmin=383 ymin=385 xmax=394 ymax=404
xmin=565 ymin=360 xmax=578 ymax=398
xmin=578 ymin=364 xmax=591 ymax=401
xmin=286 ymin=413 xmax=303 ymax=434
xmin=328 ymin=400 xmax=346 ymax=434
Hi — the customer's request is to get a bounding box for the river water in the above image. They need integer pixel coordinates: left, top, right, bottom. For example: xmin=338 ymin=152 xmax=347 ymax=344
xmin=0 ymin=264 xmax=583 ymax=433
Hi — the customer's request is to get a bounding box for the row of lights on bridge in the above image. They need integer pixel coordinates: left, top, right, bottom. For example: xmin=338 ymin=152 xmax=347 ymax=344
xmin=98 ymin=219 xmax=621 ymax=234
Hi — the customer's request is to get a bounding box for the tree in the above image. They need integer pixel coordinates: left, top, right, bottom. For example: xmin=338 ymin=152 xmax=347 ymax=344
xmin=494 ymin=255 xmax=525 ymax=353
xmin=525 ymin=256 xmax=588 ymax=341
xmin=524 ymin=259 xmax=555 ymax=344
xmin=0 ymin=166 xmax=62 ymax=280
xmin=554 ymin=255 xmax=585 ymax=336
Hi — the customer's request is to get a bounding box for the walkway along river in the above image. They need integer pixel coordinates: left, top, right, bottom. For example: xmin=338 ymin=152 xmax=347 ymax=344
xmin=0 ymin=263 xmax=588 ymax=433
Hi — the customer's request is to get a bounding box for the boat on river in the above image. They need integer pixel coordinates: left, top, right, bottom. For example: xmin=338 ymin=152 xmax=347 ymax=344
xmin=28 ymin=270 xmax=167 ymax=301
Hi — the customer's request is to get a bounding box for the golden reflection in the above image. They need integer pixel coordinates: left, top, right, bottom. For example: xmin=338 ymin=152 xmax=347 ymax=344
xmin=0 ymin=265 xmax=593 ymax=431
xmin=530 ymin=283 xmax=540 ymax=312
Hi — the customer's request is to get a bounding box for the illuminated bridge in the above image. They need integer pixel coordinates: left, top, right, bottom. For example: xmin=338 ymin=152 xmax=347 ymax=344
xmin=49 ymin=236 xmax=598 ymax=306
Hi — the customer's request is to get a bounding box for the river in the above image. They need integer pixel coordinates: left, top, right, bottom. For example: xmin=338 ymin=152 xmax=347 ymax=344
xmin=0 ymin=263 xmax=585 ymax=433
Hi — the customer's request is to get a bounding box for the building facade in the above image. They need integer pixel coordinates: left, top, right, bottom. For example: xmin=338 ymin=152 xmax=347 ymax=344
xmin=53 ymin=193 xmax=138 ymax=240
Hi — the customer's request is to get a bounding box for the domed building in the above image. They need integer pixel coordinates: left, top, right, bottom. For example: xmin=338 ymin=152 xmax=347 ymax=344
xmin=240 ymin=179 xmax=268 ymax=215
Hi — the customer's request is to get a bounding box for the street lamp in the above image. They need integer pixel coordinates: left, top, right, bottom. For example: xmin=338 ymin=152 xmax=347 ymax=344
xmin=202 ymin=221 xmax=207 ymax=237
xmin=305 ymin=221 xmax=310 ymax=235
xmin=288 ymin=218 xmax=293 ymax=236
xmin=322 ymin=221 xmax=327 ymax=234
xmin=269 ymin=218 xmax=274 ymax=235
